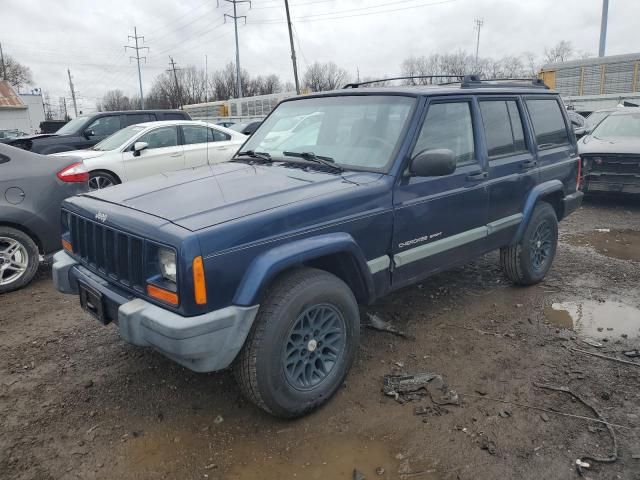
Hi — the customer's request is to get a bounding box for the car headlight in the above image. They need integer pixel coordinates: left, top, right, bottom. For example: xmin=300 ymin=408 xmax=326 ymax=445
xmin=158 ymin=248 xmax=177 ymax=283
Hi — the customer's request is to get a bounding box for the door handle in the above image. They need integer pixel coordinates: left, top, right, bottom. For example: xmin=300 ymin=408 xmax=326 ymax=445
xmin=170 ymin=153 xmax=182 ymax=158
xmin=522 ymin=160 xmax=538 ymax=170
xmin=466 ymin=171 xmax=488 ymax=181
xmin=216 ymin=147 xmax=228 ymax=151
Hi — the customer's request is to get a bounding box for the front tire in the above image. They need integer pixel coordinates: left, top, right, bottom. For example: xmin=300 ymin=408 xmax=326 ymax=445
xmin=88 ymin=171 xmax=119 ymax=190
xmin=0 ymin=227 xmax=40 ymax=294
xmin=234 ymin=268 xmax=360 ymax=418
xmin=501 ymin=202 xmax=558 ymax=285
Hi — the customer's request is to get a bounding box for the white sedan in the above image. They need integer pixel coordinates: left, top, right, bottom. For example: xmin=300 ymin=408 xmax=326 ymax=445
xmin=52 ymin=120 xmax=246 ymax=190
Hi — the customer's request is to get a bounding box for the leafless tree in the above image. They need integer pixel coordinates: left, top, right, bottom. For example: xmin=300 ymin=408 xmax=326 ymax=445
xmin=3 ymin=55 xmax=33 ymax=90
xmin=100 ymin=90 xmax=132 ymax=111
xmin=543 ymin=40 xmax=574 ymax=64
xmin=303 ymin=62 xmax=350 ymax=92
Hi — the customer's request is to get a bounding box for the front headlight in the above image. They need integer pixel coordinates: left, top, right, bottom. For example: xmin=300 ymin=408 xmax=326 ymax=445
xmin=158 ymin=248 xmax=177 ymax=283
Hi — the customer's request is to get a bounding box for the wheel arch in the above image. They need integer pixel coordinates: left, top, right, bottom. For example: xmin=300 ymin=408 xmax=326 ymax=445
xmin=233 ymin=233 xmax=375 ymax=306
xmin=512 ymin=180 xmax=564 ymax=244
xmin=89 ymin=169 xmax=122 ymax=185
xmin=0 ymin=220 xmax=43 ymax=253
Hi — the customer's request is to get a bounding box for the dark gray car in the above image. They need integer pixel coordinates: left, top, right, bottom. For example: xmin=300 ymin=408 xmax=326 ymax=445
xmin=578 ymin=108 xmax=640 ymax=195
xmin=0 ymin=144 xmax=88 ymax=292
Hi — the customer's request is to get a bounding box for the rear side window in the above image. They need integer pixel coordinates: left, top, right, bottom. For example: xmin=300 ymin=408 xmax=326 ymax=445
xmin=163 ymin=113 xmax=187 ymax=120
xmin=479 ymin=100 xmax=527 ymax=158
xmin=208 ymin=128 xmax=231 ymax=142
xmin=526 ymin=99 xmax=570 ymax=149
xmin=413 ymin=101 xmax=475 ymax=166
xmin=123 ymin=113 xmax=155 ymax=126
xmin=138 ymin=126 xmax=179 ymax=149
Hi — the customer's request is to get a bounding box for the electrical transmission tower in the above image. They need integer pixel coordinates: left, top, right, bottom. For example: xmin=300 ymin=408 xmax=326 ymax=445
xmin=167 ymin=56 xmax=182 ymax=108
xmin=474 ymin=18 xmax=484 ymax=70
xmin=125 ymin=27 xmax=149 ymax=109
xmin=67 ymin=69 xmax=78 ymax=117
xmin=218 ymin=0 xmax=251 ymax=98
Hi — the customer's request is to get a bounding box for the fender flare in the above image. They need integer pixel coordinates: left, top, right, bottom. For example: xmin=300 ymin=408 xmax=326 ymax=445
xmin=512 ymin=179 xmax=563 ymax=243
xmin=233 ymin=232 xmax=375 ymax=306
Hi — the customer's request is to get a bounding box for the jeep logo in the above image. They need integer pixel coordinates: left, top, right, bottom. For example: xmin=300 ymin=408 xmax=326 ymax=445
xmin=95 ymin=212 xmax=108 ymax=223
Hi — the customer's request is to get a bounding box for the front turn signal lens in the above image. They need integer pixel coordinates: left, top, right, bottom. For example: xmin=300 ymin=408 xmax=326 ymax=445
xmin=62 ymin=239 xmax=72 ymax=252
xmin=147 ymin=284 xmax=179 ymax=306
xmin=193 ymin=256 xmax=207 ymax=305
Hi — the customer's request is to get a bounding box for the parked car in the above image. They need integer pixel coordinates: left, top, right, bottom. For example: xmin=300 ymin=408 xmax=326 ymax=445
xmin=0 ymin=129 xmax=28 ymax=143
xmin=0 ymin=144 xmax=88 ymax=293
xmin=6 ymin=110 xmax=192 ymax=154
xmin=262 ymin=112 xmax=324 ymax=146
xmin=52 ymin=121 xmax=246 ymax=190
xmin=53 ymin=77 xmax=582 ymax=417
xmin=583 ymin=107 xmax=626 ymax=133
xmin=578 ymin=107 xmax=640 ymax=194
xmin=216 ymin=121 xmax=236 ymax=128
xmin=229 ymin=121 xmax=262 ymax=136
xmin=567 ymin=111 xmax=587 ymax=138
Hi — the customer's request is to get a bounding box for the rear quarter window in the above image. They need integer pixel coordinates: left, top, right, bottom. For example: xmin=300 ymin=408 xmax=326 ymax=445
xmin=525 ymin=98 xmax=570 ymax=149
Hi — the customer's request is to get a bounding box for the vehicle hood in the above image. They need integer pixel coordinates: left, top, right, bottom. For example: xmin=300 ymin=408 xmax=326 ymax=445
xmin=50 ymin=149 xmax=106 ymax=160
xmin=83 ymin=162 xmax=383 ymax=231
xmin=579 ymin=135 xmax=640 ymax=155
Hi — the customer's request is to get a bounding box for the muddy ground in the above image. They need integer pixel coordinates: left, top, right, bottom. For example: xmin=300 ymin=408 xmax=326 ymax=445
xmin=1 ymin=196 xmax=639 ymax=480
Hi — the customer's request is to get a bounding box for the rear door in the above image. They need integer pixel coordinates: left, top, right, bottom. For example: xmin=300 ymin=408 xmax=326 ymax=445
xmin=392 ymin=96 xmax=489 ymax=288
xmin=524 ymin=96 xmax=576 ymax=186
xmin=123 ymin=125 xmax=184 ymax=181
xmin=479 ymin=97 xmax=538 ymax=248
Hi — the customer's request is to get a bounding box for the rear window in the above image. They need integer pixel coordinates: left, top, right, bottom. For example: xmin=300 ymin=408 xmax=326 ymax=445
xmin=526 ymin=99 xmax=570 ymax=149
xmin=479 ymin=100 xmax=527 ymax=158
xmin=162 ymin=113 xmax=187 ymax=120
xmin=124 ymin=113 xmax=156 ymax=126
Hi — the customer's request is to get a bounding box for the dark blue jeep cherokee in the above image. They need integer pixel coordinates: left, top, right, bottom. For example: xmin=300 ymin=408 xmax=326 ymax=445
xmin=53 ymin=77 xmax=583 ymax=417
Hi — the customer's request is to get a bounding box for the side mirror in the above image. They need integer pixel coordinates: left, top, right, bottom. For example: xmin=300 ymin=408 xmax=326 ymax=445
xmin=574 ymin=127 xmax=586 ymax=138
xmin=133 ymin=141 xmax=148 ymax=157
xmin=83 ymin=129 xmax=95 ymax=139
xmin=409 ymin=148 xmax=457 ymax=177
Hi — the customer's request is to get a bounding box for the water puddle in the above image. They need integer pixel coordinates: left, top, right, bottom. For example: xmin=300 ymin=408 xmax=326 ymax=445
xmin=544 ymin=300 xmax=640 ymax=340
xmin=227 ymin=435 xmax=406 ymax=480
xmin=565 ymin=229 xmax=640 ymax=261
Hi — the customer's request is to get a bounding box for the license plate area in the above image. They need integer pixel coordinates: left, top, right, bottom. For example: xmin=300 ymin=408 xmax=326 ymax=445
xmin=79 ymin=281 xmax=109 ymax=325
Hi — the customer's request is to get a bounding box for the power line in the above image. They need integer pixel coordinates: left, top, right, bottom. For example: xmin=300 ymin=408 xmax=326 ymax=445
xmin=167 ymin=56 xmax=183 ymax=108
xmin=218 ymin=0 xmax=252 ymax=98
xmin=125 ymin=27 xmax=149 ymax=109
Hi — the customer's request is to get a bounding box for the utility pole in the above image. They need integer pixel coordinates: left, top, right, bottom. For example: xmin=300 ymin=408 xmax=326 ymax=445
xmin=0 ymin=42 xmax=7 ymax=81
xmin=67 ymin=69 xmax=78 ymax=117
xmin=167 ymin=56 xmax=182 ymax=108
xmin=219 ymin=0 xmax=251 ymax=98
xmin=125 ymin=27 xmax=148 ymax=109
xmin=284 ymin=0 xmax=300 ymax=95
xmin=599 ymin=0 xmax=609 ymax=57
xmin=474 ymin=18 xmax=484 ymax=71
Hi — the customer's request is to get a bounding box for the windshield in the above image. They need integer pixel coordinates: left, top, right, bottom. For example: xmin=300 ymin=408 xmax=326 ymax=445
xmin=56 ymin=117 xmax=89 ymax=135
xmin=92 ymin=125 xmax=146 ymax=151
xmin=241 ymin=95 xmax=415 ymax=171
xmin=585 ymin=110 xmax=612 ymax=130
xmin=592 ymin=113 xmax=640 ymax=139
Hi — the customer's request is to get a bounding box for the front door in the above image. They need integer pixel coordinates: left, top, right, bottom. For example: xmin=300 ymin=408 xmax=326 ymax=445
xmin=392 ymin=97 xmax=489 ymax=288
xmin=123 ymin=125 xmax=184 ymax=181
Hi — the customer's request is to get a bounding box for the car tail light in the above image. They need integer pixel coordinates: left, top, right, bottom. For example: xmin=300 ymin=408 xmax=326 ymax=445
xmin=57 ymin=162 xmax=89 ymax=183
xmin=193 ymin=256 xmax=207 ymax=305
xmin=576 ymin=156 xmax=582 ymax=191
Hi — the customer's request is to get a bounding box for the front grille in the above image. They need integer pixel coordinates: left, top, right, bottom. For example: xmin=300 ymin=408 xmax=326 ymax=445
xmin=68 ymin=212 xmax=146 ymax=292
xmin=586 ymin=154 xmax=640 ymax=175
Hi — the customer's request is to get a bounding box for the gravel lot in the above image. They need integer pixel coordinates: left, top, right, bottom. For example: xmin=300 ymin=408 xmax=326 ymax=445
xmin=1 ymin=196 xmax=639 ymax=480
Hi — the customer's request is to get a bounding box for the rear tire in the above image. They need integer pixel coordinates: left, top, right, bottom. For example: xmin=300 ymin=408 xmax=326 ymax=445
xmin=234 ymin=268 xmax=360 ymax=418
xmin=89 ymin=171 xmax=119 ymax=190
xmin=501 ymin=202 xmax=558 ymax=285
xmin=0 ymin=227 xmax=40 ymax=294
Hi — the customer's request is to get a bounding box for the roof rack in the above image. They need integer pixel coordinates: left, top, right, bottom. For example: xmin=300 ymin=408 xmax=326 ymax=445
xmin=343 ymin=75 xmax=465 ymax=88
xmin=460 ymin=75 xmax=549 ymax=89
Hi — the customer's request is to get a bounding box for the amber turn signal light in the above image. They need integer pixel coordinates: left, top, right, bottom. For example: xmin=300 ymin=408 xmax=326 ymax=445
xmin=62 ymin=239 xmax=72 ymax=252
xmin=147 ymin=284 xmax=179 ymax=306
xmin=193 ymin=256 xmax=207 ymax=305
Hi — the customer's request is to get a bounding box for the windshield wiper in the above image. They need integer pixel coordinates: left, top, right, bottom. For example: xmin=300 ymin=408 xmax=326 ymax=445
xmin=282 ymin=151 xmax=344 ymax=172
xmin=235 ymin=150 xmax=272 ymax=163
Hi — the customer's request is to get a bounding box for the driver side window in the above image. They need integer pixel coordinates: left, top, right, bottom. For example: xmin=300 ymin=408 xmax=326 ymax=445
xmin=86 ymin=116 xmax=121 ymax=137
xmin=413 ymin=102 xmax=476 ymax=166
xmin=136 ymin=126 xmax=179 ymax=150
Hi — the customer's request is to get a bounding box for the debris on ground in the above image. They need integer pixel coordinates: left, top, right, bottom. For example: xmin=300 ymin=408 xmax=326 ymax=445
xmin=375 ymin=466 xmax=385 ymax=475
xmin=364 ymin=313 xmax=412 ymax=339
xmin=569 ymin=347 xmax=640 ymax=368
xmin=353 ymin=468 xmax=366 ymax=480
xmin=595 ymin=228 xmax=610 ymax=233
xmin=534 ymin=383 xmax=618 ymax=476
xmin=623 ymin=350 xmax=640 ymax=358
xmin=383 ymin=373 xmax=459 ymax=405
xmin=479 ymin=435 xmax=497 ymax=455
xmin=581 ymin=339 xmax=603 ymax=348
xmin=414 ymin=405 xmax=448 ymax=416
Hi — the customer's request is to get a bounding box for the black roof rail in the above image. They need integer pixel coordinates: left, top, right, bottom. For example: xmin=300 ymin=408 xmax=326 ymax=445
xmin=460 ymin=76 xmax=549 ymax=89
xmin=343 ymin=74 xmax=465 ymax=88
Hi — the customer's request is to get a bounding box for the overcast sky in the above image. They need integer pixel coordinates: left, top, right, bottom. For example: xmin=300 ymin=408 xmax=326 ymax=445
xmin=3 ymin=0 xmax=639 ymax=115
